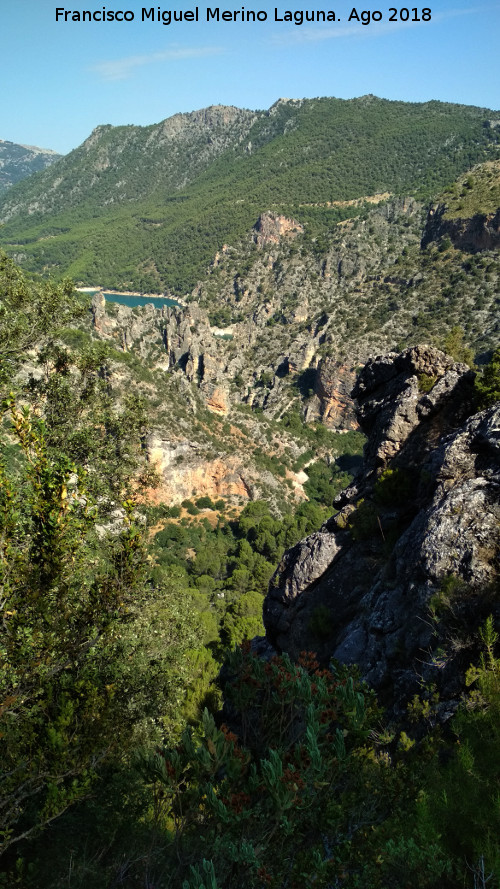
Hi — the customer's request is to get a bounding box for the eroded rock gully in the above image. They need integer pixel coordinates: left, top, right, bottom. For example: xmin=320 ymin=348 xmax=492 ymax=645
xmin=263 ymin=345 xmax=500 ymax=716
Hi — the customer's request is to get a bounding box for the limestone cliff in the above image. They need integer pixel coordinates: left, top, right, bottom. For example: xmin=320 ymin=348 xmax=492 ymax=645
xmin=264 ymin=346 xmax=500 ymax=717
xmin=146 ymin=434 xmax=254 ymax=503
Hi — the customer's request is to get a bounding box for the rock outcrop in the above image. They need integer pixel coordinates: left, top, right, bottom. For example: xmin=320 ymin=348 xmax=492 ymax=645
xmin=264 ymin=346 xmax=500 ymax=716
xmin=351 ymin=346 xmax=475 ymax=479
xmin=422 ymin=203 xmax=500 ymax=252
xmin=146 ymin=434 xmax=253 ymax=503
xmin=254 ymin=212 xmax=303 ymax=248
xmin=146 ymin=431 xmax=293 ymax=506
xmin=310 ymin=358 xmax=358 ymax=429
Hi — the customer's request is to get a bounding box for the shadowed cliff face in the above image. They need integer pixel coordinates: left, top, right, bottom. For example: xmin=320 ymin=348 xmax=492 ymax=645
xmin=263 ymin=346 xmax=500 ymax=716
xmin=422 ymin=203 xmax=500 ymax=252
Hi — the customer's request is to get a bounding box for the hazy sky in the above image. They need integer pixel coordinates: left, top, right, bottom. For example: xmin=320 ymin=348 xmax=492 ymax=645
xmin=4 ymin=0 xmax=500 ymax=154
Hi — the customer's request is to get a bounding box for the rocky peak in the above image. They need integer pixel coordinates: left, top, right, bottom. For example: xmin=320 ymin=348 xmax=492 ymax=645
xmin=269 ymin=98 xmax=305 ymax=114
xmin=157 ymin=105 xmax=258 ymax=142
xmin=82 ymin=125 xmax=113 ymax=151
xmin=254 ymin=212 xmax=304 ymax=247
xmin=263 ymin=348 xmax=499 ymax=719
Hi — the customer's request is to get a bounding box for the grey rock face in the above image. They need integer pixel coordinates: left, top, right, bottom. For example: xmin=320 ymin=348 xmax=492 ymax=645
xmin=352 ymin=345 xmax=475 ymax=477
xmin=263 ymin=347 xmax=500 ymax=714
xmin=0 ymin=139 xmax=61 ymax=195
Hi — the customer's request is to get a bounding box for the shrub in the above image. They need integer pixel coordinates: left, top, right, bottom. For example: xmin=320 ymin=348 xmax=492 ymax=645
xmin=348 ymin=498 xmax=379 ymax=540
xmin=196 ymin=496 xmax=216 ymax=510
xmin=137 ymin=647 xmax=387 ymax=889
xmin=417 ymin=372 xmax=438 ymax=393
xmin=182 ymin=499 xmax=200 ymax=516
xmin=374 ymin=468 xmax=414 ymax=507
xmin=475 ymin=346 xmax=500 ymax=407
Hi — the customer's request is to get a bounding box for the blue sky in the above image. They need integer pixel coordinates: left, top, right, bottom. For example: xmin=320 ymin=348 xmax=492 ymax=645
xmin=4 ymin=0 xmax=500 ymax=154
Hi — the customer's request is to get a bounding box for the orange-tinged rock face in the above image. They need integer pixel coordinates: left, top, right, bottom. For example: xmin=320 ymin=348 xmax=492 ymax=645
xmin=254 ymin=212 xmax=304 ymax=248
xmin=146 ymin=436 xmax=251 ymax=504
xmin=314 ymin=359 xmax=358 ymax=429
xmin=206 ymin=387 xmax=228 ymax=415
xmin=156 ymin=460 xmax=250 ymax=504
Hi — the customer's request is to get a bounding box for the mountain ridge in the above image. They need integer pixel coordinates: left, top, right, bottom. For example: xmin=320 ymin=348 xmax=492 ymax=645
xmin=1 ymin=94 xmax=499 ymax=293
xmin=0 ymin=138 xmax=62 ymax=195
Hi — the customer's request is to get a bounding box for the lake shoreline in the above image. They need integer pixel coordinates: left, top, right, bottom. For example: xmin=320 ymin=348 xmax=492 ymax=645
xmin=76 ymin=286 xmax=187 ymax=309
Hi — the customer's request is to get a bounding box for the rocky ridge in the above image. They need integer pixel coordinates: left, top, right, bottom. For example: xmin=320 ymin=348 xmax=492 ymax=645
xmin=0 ymin=139 xmax=61 ymax=195
xmin=2 ymin=95 xmax=498 ymax=293
xmin=0 ymin=105 xmax=259 ymax=222
xmin=263 ymin=345 xmax=500 ymax=717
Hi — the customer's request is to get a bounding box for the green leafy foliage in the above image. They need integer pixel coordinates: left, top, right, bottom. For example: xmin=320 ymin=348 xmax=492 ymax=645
xmin=0 ymin=260 xmax=201 ymax=858
xmin=6 ymin=584 xmax=500 ymax=889
xmin=0 ymin=251 xmax=84 ymax=387
xmin=399 ymin=617 xmax=500 ymax=889
xmin=151 ymin=500 xmax=332 ymax=669
xmin=440 ymin=326 xmax=475 ymax=366
xmin=348 ymin=498 xmax=380 ymax=541
xmin=137 ymin=647 xmax=389 ymax=889
xmin=0 ymin=404 xmax=145 ymax=852
xmin=373 ymin=467 xmax=415 ymax=507
xmin=475 ymin=346 xmax=500 ymax=407
xmin=22 ymin=342 xmax=151 ymax=505
xmin=303 ymin=459 xmax=352 ymax=507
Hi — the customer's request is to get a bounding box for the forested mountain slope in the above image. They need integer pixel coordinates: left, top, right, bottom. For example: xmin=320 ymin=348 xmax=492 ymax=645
xmin=82 ymin=160 xmax=499 ymax=453
xmin=1 ymin=95 xmax=499 ymax=292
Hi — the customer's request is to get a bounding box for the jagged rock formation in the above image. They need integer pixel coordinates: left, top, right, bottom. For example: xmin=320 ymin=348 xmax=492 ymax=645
xmin=264 ymin=346 xmax=500 ymax=715
xmin=351 ymin=346 xmax=475 ymax=479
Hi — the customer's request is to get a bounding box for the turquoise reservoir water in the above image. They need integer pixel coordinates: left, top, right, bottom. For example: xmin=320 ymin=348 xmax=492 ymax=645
xmin=104 ymin=292 xmax=182 ymax=309
xmin=84 ymin=290 xmax=182 ymax=309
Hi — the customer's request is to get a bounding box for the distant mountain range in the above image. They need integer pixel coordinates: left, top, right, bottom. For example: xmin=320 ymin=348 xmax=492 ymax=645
xmin=1 ymin=95 xmax=499 ymax=293
xmin=0 ymin=139 xmax=61 ymax=195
